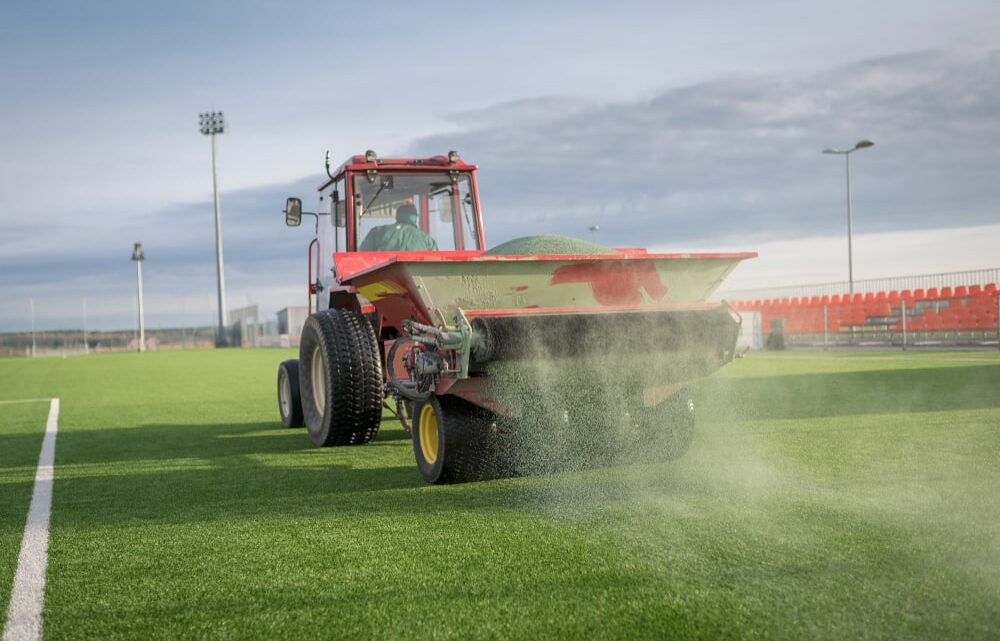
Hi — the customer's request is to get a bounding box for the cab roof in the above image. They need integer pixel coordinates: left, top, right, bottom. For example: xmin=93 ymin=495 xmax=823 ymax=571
xmin=319 ymin=153 xmax=478 ymax=191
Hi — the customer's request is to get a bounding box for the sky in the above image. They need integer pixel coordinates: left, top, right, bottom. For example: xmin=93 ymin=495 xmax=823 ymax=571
xmin=1 ymin=0 xmax=998 ymax=331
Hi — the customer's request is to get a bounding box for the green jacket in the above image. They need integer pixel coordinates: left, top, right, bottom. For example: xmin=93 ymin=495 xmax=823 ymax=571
xmin=360 ymin=224 xmax=439 ymax=251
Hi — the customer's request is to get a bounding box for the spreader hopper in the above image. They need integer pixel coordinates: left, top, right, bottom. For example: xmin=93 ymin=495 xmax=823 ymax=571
xmin=335 ymin=249 xmax=751 ymax=406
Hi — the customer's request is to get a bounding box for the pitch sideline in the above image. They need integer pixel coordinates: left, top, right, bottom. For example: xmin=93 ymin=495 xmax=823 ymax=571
xmin=2 ymin=398 xmax=59 ymax=641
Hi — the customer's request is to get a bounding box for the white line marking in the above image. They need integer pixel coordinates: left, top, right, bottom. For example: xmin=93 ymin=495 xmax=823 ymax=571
xmin=3 ymin=398 xmax=59 ymax=641
xmin=0 ymin=400 xmax=52 ymax=406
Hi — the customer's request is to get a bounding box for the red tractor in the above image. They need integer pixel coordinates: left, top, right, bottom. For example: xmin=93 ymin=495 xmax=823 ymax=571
xmin=277 ymin=150 xmax=754 ymax=483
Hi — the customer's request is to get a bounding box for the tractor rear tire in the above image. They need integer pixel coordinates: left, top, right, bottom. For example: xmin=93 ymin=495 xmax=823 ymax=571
xmin=277 ymin=359 xmax=305 ymax=428
xmin=412 ymin=395 xmax=499 ymax=484
xmin=299 ymin=309 xmax=383 ymax=446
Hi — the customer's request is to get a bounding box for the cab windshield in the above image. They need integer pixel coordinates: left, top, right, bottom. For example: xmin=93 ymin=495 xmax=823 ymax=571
xmin=354 ymin=172 xmax=480 ymax=251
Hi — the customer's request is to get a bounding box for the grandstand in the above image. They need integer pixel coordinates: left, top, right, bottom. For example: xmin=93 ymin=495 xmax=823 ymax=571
xmin=725 ymin=269 xmax=1000 ymax=347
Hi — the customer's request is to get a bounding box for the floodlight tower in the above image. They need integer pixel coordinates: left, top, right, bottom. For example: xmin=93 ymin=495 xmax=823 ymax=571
xmin=823 ymin=139 xmax=875 ymax=294
xmin=199 ymin=111 xmax=229 ymax=347
xmin=131 ymin=242 xmax=146 ymax=353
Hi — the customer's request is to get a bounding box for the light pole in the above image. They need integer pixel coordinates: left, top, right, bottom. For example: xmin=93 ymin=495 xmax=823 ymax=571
xmin=823 ymin=139 xmax=874 ymax=294
xmin=131 ymin=242 xmax=146 ymax=353
xmin=588 ymin=224 xmax=600 ymax=242
xmin=199 ymin=111 xmax=229 ymax=347
xmin=29 ymin=299 xmax=36 ymax=357
xmin=83 ymin=297 xmax=89 ymax=354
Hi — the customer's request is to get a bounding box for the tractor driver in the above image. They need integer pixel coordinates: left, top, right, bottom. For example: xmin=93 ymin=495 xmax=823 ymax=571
xmin=359 ymin=203 xmax=439 ymax=251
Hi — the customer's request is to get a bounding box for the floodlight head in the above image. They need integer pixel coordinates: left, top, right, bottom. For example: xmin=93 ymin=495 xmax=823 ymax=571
xmin=131 ymin=242 xmax=145 ymax=262
xmin=854 ymin=139 xmax=874 ymax=149
xmin=199 ymin=110 xmax=226 ymax=135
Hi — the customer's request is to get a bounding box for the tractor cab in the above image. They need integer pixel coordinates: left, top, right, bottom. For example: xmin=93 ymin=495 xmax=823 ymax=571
xmin=285 ymin=150 xmax=487 ymax=312
xmin=316 ymin=150 xmax=483 ymax=253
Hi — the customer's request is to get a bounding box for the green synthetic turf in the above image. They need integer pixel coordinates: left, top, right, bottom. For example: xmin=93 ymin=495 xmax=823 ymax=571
xmin=0 ymin=397 xmax=50 ymax=624
xmin=0 ymin=350 xmax=998 ymax=640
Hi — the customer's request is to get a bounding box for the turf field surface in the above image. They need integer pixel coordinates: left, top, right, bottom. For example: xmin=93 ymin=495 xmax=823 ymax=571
xmin=1 ymin=350 xmax=998 ymax=640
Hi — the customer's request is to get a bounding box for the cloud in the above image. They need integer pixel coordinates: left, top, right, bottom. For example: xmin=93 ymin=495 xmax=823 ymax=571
xmin=3 ymin=48 xmax=998 ymax=330
xmin=410 ymin=48 xmax=1000 ymax=248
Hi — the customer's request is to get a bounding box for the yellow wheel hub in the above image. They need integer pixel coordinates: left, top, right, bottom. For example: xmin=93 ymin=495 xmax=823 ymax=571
xmin=419 ymin=404 xmax=439 ymax=465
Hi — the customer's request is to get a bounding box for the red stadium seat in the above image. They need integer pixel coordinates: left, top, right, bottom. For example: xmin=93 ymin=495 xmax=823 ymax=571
xmin=926 ymin=287 xmax=939 ymax=299
xmin=900 ymin=289 xmax=913 ymax=301
xmin=914 ymin=289 xmax=926 ymax=300
xmin=969 ymin=285 xmax=982 ymax=296
xmin=941 ymin=286 xmax=953 ymax=298
xmin=955 ymin=285 xmax=968 ymax=297
xmin=984 ymin=283 xmax=997 ymax=295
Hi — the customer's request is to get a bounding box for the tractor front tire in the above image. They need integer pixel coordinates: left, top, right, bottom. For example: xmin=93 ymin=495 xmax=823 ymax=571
xmin=299 ymin=309 xmax=383 ymax=446
xmin=413 ymin=395 xmax=499 ymax=484
xmin=277 ymin=359 xmax=304 ymax=428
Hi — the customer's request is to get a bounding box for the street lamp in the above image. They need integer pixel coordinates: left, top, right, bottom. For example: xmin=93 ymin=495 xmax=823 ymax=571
xmin=823 ymin=139 xmax=874 ymax=294
xmin=199 ymin=111 xmax=229 ymax=347
xmin=131 ymin=242 xmax=146 ymax=353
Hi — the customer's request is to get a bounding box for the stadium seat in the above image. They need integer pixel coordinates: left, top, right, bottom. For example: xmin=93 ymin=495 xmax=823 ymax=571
xmin=926 ymin=287 xmax=939 ymax=299
xmin=955 ymin=285 xmax=968 ymax=297
xmin=914 ymin=289 xmax=926 ymax=300
xmin=941 ymin=286 xmax=953 ymax=298
xmin=958 ymin=314 xmax=977 ymax=330
xmin=984 ymin=283 xmax=997 ymax=295
xmin=970 ymin=285 xmax=982 ymax=296
xmin=900 ymin=289 xmax=913 ymax=301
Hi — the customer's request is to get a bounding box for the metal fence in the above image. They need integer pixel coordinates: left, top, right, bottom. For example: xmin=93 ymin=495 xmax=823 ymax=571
xmin=720 ymin=267 xmax=1000 ymax=302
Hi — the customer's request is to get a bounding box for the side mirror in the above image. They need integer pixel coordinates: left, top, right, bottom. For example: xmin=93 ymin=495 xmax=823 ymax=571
xmin=284 ymin=197 xmax=302 ymax=227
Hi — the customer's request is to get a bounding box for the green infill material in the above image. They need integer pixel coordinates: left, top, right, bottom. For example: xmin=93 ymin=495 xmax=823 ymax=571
xmin=485 ymin=235 xmax=616 ymax=255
